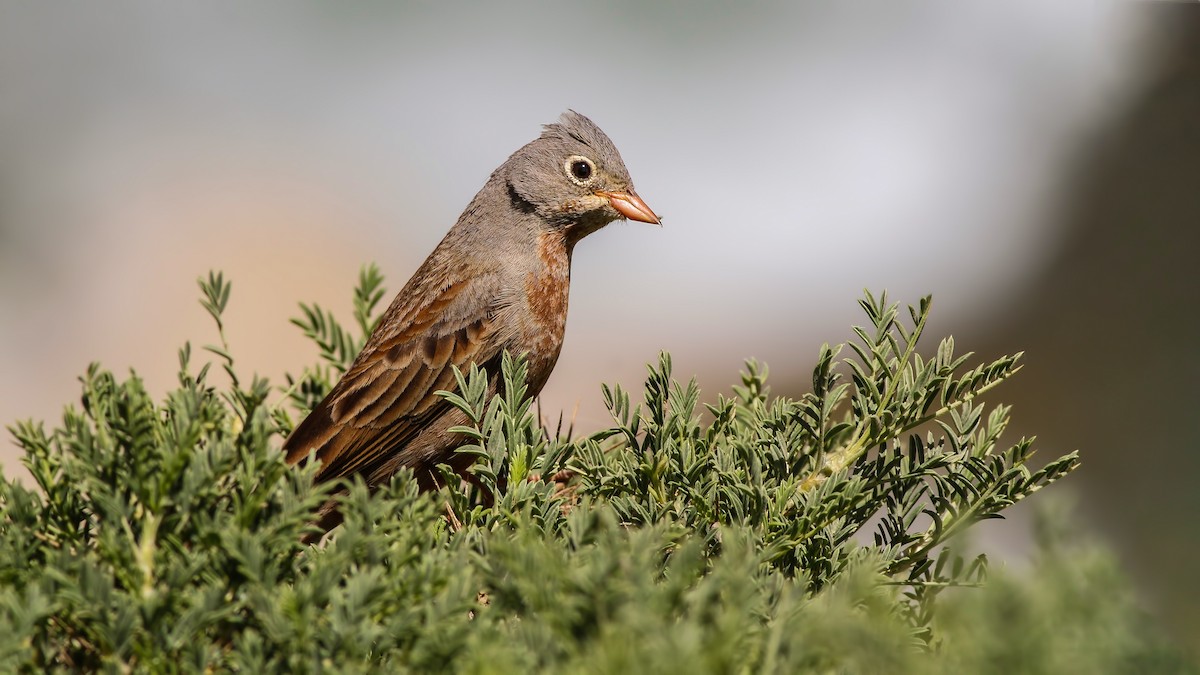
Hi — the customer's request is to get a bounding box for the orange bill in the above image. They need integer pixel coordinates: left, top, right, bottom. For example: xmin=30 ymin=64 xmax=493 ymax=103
xmin=597 ymin=190 xmax=660 ymax=225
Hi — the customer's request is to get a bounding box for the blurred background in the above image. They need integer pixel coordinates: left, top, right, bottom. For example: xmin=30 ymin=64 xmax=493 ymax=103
xmin=2 ymin=0 xmax=1197 ymax=647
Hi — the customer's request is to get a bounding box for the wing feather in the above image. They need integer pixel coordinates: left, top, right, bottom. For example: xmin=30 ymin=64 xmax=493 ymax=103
xmin=283 ymin=278 xmax=501 ymax=484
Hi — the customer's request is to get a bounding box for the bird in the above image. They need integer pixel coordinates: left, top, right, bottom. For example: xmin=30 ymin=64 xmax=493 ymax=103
xmin=283 ymin=111 xmax=658 ymax=536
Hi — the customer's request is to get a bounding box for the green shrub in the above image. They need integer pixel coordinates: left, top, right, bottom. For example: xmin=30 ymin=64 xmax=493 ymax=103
xmin=0 ymin=268 xmax=1188 ymax=673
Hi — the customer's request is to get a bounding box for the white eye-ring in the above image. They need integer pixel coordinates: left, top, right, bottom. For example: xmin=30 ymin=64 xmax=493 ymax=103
xmin=564 ymin=155 xmax=596 ymax=186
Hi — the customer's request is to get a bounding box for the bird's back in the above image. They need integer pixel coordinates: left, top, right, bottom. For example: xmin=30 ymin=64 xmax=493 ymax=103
xmin=282 ymin=219 xmax=573 ymax=489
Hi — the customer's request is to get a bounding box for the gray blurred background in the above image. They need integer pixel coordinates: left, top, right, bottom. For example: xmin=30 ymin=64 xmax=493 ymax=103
xmin=2 ymin=1 xmax=1197 ymax=646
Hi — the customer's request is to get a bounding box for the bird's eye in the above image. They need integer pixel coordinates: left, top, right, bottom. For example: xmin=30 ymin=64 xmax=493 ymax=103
xmin=565 ymin=156 xmax=595 ymax=185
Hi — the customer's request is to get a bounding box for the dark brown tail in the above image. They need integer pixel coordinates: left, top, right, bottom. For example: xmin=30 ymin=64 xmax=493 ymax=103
xmin=283 ymin=399 xmax=342 ymax=468
xmin=300 ymin=498 xmax=345 ymax=545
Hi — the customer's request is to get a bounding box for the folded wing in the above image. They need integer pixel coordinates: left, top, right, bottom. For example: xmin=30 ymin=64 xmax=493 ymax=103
xmin=283 ymin=277 xmax=501 ymax=484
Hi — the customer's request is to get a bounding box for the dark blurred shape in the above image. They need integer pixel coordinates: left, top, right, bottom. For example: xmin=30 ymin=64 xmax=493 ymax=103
xmin=982 ymin=5 xmax=1200 ymax=646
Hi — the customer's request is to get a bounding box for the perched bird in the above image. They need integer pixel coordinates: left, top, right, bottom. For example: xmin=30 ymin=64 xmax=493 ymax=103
xmin=283 ymin=111 xmax=658 ymax=534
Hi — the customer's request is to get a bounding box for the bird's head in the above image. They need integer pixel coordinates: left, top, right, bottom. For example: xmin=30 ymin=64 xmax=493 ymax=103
xmin=505 ymin=111 xmax=659 ymax=239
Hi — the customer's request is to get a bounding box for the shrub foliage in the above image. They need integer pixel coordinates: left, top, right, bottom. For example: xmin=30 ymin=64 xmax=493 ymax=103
xmin=0 ymin=267 xmax=1185 ymax=673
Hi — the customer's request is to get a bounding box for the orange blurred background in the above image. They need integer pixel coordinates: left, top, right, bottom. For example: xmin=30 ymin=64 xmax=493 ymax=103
xmin=2 ymin=2 xmax=1197 ymax=645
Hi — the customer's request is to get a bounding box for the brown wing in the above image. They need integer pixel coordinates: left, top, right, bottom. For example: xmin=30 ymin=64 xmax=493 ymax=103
xmin=283 ymin=277 xmax=501 ymax=484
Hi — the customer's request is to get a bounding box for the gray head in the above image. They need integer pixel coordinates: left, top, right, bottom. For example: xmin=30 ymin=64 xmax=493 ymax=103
xmin=504 ymin=111 xmax=658 ymax=238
